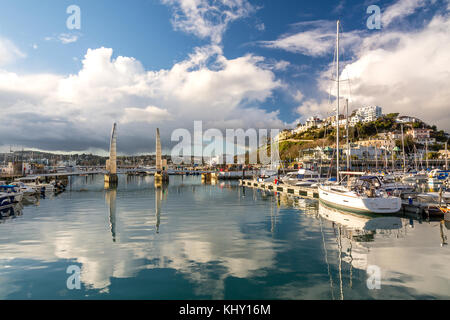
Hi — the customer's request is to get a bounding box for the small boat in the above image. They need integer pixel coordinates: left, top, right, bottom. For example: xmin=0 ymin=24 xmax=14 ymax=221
xmin=404 ymin=193 xmax=450 ymax=216
xmin=428 ymin=169 xmax=450 ymax=187
xmin=402 ymin=171 xmax=428 ymax=183
xmin=13 ymin=176 xmax=56 ymax=194
xmin=377 ymin=175 xmax=416 ymax=194
xmin=257 ymin=168 xmax=278 ymax=183
xmin=281 ymin=169 xmax=323 ymax=187
xmin=11 ymin=182 xmax=37 ymax=197
xmin=0 ymin=192 xmax=17 ymax=207
xmin=0 ymin=185 xmax=23 ymax=203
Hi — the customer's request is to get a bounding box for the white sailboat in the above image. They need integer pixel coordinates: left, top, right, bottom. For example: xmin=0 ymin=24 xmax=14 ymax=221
xmin=318 ymin=21 xmax=401 ymax=214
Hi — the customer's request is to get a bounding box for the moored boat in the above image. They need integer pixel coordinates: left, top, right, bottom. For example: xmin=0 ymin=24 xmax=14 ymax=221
xmin=0 ymin=185 xmax=23 ymax=203
xmin=319 ymin=174 xmax=402 ymax=214
xmin=281 ymin=169 xmax=323 ymax=187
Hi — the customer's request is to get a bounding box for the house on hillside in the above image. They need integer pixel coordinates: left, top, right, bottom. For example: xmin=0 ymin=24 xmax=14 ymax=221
xmin=406 ymin=128 xmax=435 ymax=145
xmin=396 ymin=115 xmax=422 ymax=123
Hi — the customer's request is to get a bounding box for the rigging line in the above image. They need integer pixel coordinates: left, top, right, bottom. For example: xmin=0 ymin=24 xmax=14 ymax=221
xmin=326 ymin=31 xmax=338 ymax=115
xmin=338 ymin=23 xmax=354 ymax=110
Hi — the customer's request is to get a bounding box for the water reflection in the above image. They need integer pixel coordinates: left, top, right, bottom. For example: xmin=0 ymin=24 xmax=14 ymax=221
xmin=154 ymin=186 xmax=168 ymax=234
xmin=0 ymin=203 xmax=24 ymax=224
xmin=105 ymin=188 xmax=117 ymax=242
xmin=315 ymin=202 xmax=450 ymax=299
xmin=0 ymin=175 xmax=449 ymax=299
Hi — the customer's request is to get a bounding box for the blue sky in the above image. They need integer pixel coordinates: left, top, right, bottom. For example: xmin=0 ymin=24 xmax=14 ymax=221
xmin=0 ymin=0 xmax=449 ymax=154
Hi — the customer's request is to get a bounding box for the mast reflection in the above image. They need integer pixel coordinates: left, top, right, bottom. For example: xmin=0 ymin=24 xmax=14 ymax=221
xmin=105 ymin=188 xmax=117 ymax=242
xmin=318 ymin=202 xmax=403 ymax=300
xmin=155 ymin=185 xmax=168 ymax=234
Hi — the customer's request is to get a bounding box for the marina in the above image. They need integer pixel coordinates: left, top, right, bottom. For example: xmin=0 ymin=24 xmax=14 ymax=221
xmin=0 ymin=174 xmax=449 ymax=299
xmin=1 ymin=0 xmax=450 ymax=305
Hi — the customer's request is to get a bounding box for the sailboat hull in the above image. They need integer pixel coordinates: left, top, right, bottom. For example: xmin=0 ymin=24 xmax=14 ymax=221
xmin=318 ymin=185 xmax=402 ymax=214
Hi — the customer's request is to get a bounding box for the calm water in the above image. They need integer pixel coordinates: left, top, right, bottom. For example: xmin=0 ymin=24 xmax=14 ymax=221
xmin=0 ymin=175 xmax=449 ymax=300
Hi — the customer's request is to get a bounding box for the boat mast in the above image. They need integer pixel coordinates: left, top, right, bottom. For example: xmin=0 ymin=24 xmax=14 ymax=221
xmin=384 ymin=148 xmax=388 ymax=169
xmin=336 ymin=20 xmax=340 ymax=181
xmin=346 ymin=98 xmax=350 ymax=171
xmin=401 ymin=124 xmax=406 ymax=172
xmin=445 ymin=142 xmax=448 ymax=170
xmin=426 ymin=140 xmax=429 ymax=169
xmin=391 ymin=140 xmax=395 ymax=171
xmin=375 ymin=145 xmax=378 ymax=171
xmin=414 ymin=145 xmax=418 ymax=171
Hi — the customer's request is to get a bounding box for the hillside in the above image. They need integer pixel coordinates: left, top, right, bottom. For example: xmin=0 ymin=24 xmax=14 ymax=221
xmin=279 ymin=113 xmax=449 ymax=161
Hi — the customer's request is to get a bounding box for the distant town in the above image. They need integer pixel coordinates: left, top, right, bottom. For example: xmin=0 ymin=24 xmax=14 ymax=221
xmin=1 ymin=105 xmax=449 ymax=177
xmin=276 ymin=105 xmax=450 ymax=164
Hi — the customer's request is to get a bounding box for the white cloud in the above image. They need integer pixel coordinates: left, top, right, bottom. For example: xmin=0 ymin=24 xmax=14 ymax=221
xmin=0 ymin=37 xmax=25 ymax=66
xmin=162 ymin=0 xmax=254 ymax=44
xmin=45 ymin=33 xmax=80 ymax=44
xmin=260 ymin=20 xmax=362 ymax=57
xmin=121 ymin=106 xmax=172 ymax=123
xmin=293 ymin=90 xmax=304 ymax=102
xmin=273 ymin=60 xmax=290 ymax=71
xmin=58 ymin=33 xmax=79 ymax=44
xmin=382 ymin=0 xmax=428 ymax=27
xmin=0 ymin=45 xmax=283 ymax=153
xmin=295 ymin=99 xmax=332 ymax=122
xmin=256 ymin=23 xmax=265 ymax=31
xmin=299 ymin=13 xmax=450 ymax=132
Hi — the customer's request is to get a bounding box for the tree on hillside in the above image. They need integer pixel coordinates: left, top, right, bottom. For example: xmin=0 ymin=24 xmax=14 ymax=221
xmin=386 ymin=113 xmax=399 ymax=119
xmin=395 ymin=136 xmax=415 ymax=154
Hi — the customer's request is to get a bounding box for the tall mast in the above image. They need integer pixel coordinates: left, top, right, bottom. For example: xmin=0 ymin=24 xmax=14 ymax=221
xmin=426 ymin=140 xmax=429 ymax=169
xmin=336 ymin=20 xmax=340 ymax=180
xmin=375 ymin=145 xmax=378 ymax=171
xmin=384 ymin=147 xmax=388 ymax=169
xmin=401 ymin=124 xmax=406 ymax=172
xmin=445 ymin=142 xmax=448 ymax=170
xmin=346 ymin=98 xmax=350 ymax=171
xmin=391 ymin=140 xmax=395 ymax=171
xmin=414 ymin=146 xmax=418 ymax=171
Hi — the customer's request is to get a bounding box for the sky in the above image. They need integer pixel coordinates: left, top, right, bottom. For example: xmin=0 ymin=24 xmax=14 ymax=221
xmin=0 ymin=0 xmax=449 ymax=155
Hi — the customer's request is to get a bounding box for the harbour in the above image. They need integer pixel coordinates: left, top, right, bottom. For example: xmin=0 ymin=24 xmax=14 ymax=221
xmin=0 ymin=174 xmax=449 ymax=300
xmin=1 ymin=0 xmax=450 ymax=304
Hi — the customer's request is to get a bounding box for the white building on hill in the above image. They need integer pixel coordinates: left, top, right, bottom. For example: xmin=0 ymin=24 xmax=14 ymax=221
xmin=355 ymin=106 xmax=382 ymax=123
